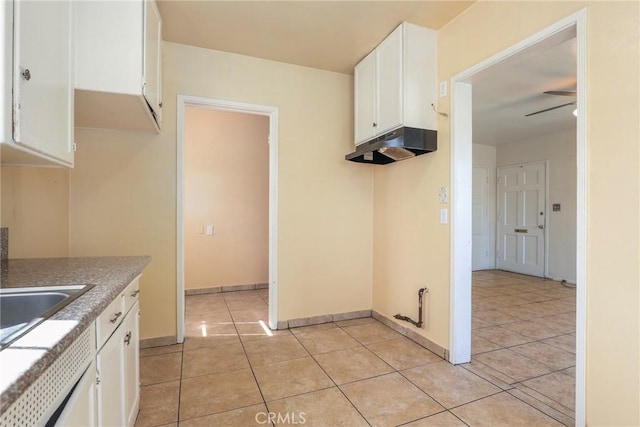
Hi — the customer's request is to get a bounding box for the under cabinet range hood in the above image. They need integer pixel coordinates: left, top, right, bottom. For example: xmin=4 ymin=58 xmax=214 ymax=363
xmin=345 ymin=127 xmax=437 ymax=165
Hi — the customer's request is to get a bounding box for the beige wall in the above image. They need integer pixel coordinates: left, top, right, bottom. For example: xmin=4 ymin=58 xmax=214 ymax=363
xmin=374 ymin=1 xmax=639 ymax=423
xmin=1 ymin=3 xmax=637 ymax=423
xmin=1 ymin=166 xmax=69 ymax=258
xmin=69 ymin=127 xmax=173 ymax=341
xmin=184 ymin=108 xmax=269 ymax=289
xmin=372 ymin=150 xmax=451 ymax=347
xmin=585 ymin=3 xmax=640 ymax=424
xmin=497 ymin=128 xmax=577 ymax=282
xmin=69 ymin=43 xmax=373 ymax=339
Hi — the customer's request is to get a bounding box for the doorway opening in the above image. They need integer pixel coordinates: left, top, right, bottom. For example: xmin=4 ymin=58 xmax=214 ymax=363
xmin=450 ymin=10 xmax=586 ymax=425
xmin=176 ymin=95 xmax=279 ymax=343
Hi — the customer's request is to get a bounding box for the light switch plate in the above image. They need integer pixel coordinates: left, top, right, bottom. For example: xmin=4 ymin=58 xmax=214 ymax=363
xmin=440 ymin=208 xmax=448 ymax=224
xmin=439 ymin=81 xmax=448 ymax=97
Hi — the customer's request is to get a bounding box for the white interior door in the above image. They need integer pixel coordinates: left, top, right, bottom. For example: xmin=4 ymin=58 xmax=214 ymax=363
xmin=472 ymin=166 xmax=490 ymax=270
xmin=497 ymin=162 xmax=546 ymax=277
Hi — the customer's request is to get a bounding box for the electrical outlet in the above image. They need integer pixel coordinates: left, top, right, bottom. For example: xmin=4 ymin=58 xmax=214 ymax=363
xmin=206 ymin=225 xmax=214 ymax=235
xmin=439 ymin=186 xmax=448 ymax=203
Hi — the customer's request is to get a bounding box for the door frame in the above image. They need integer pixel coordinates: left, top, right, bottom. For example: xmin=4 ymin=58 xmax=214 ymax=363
xmin=449 ymin=9 xmax=587 ymax=425
xmin=495 ymin=160 xmax=549 ymax=278
xmin=176 ymin=95 xmax=280 ymax=343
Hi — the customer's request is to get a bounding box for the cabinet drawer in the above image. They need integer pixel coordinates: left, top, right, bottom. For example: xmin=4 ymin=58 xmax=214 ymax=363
xmin=124 ymin=276 xmax=141 ymax=314
xmin=96 ymin=293 xmax=125 ymax=350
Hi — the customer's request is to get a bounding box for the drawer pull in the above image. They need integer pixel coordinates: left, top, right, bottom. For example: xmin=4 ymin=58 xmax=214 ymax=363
xmin=124 ymin=331 xmax=132 ymax=346
xmin=109 ymin=311 xmax=123 ymax=324
xmin=131 ymin=289 xmax=140 ymax=297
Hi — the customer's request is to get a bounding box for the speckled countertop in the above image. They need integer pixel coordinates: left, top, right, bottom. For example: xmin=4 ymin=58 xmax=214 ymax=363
xmin=0 ymin=256 xmax=151 ymax=414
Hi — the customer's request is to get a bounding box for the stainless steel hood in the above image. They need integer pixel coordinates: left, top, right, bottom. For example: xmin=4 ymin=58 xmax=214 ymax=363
xmin=345 ymin=127 xmax=437 ymax=165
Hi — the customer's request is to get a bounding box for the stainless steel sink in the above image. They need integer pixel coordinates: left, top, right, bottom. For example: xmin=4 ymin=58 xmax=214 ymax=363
xmin=0 ymin=284 xmax=94 ymax=349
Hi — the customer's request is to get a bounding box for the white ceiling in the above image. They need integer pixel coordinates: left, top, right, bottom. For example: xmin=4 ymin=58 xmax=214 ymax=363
xmin=471 ymin=36 xmax=577 ymax=146
xmin=157 ymin=1 xmax=577 ymax=146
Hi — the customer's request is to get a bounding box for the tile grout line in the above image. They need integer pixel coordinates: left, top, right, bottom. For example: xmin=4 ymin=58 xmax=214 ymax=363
xmin=317 ymin=320 xmax=451 ymax=424
xmin=149 ymin=280 xmax=573 ymax=426
xmin=224 ymin=292 xmax=277 ymax=427
xmin=468 ymin=273 xmax=576 ymax=425
xmin=291 ymin=318 xmax=454 ymax=425
xmin=289 ymin=326 xmax=373 ymax=426
xmin=505 ymin=387 xmax=573 ymax=426
xmin=510 ymin=382 xmax=576 ymax=414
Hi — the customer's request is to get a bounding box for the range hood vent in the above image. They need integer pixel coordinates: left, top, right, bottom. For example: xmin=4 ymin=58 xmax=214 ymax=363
xmin=346 ymin=127 xmax=437 ymax=165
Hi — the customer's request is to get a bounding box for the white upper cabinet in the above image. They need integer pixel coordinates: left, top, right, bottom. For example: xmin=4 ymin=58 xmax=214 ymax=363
xmin=144 ymin=0 xmax=162 ymax=122
xmin=354 ymin=52 xmax=376 ymax=144
xmin=375 ymin=26 xmax=403 ymax=135
xmin=1 ymin=0 xmax=74 ymax=167
xmin=354 ymin=22 xmax=437 ymax=146
xmin=74 ymin=0 xmax=162 ymax=132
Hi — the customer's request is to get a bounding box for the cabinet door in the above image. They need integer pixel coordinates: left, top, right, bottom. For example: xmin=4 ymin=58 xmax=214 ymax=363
xmin=12 ymin=0 xmax=73 ymax=165
xmin=55 ymin=361 xmax=97 ymax=427
xmin=354 ymin=51 xmax=376 ymax=145
xmin=376 ymin=25 xmax=403 ymax=135
xmin=123 ymin=303 xmax=140 ymax=427
xmin=143 ymin=0 xmax=162 ymax=125
xmin=74 ymin=0 xmax=143 ymax=95
xmin=96 ymin=325 xmax=125 ymax=427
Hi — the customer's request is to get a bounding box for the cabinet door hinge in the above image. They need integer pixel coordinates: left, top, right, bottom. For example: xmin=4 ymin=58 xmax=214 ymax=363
xmin=72 ymin=142 xmax=77 ymax=152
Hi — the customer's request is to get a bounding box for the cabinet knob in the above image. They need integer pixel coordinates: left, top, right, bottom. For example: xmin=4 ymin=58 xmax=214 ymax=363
xmin=22 ymin=69 xmax=31 ymax=81
xmin=158 ymin=102 xmax=163 ymax=108
xmin=373 ymin=122 xmax=377 ymax=127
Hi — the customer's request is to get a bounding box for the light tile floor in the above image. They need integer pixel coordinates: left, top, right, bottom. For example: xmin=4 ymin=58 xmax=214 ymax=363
xmin=136 ymin=271 xmax=575 ymax=426
xmin=469 ymin=270 xmax=576 ymax=425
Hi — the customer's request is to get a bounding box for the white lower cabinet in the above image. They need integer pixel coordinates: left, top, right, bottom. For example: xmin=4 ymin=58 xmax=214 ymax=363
xmin=96 ymin=278 xmax=141 ymax=427
xmin=55 ymin=360 xmax=97 ymax=427
xmin=123 ymin=301 xmax=140 ymax=427
xmin=96 ymin=321 xmax=126 ymax=426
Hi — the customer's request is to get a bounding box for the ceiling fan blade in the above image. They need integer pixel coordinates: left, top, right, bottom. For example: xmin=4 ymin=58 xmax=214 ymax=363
xmin=544 ymin=90 xmax=577 ymax=96
xmin=525 ymin=101 xmax=576 ymax=117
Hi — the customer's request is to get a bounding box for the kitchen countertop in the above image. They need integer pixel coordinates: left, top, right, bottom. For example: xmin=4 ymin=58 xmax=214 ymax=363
xmin=0 ymin=256 xmax=151 ymax=414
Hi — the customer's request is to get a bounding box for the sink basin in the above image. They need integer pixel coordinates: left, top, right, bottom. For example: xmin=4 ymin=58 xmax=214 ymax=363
xmin=0 ymin=284 xmax=94 ymax=349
